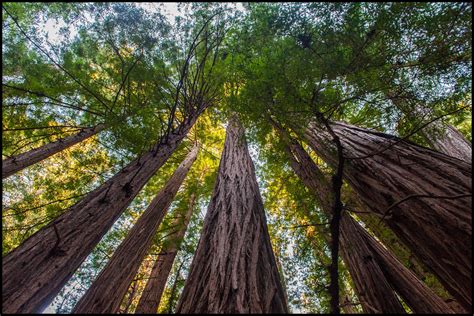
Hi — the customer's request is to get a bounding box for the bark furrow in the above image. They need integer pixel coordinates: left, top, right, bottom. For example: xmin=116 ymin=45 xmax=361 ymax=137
xmin=176 ymin=117 xmax=288 ymax=313
xmin=2 ymin=111 xmax=205 ymax=314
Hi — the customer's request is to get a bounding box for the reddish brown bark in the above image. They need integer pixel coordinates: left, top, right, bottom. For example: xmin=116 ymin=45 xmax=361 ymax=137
xmin=134 ymin=193 xmax=196 ymax=314
xmin=2 ymin=110 xmax=205 ymax=314
xmin=387 ymin=90 xmax=471 ymax=162
xmin=275 ymin=123 xmax=404 ymax=313
xmin=176 ymin=117 xmax=288 ymax=313
xmin=303 ymin=121 xmax=472 ymax=311
xmin=72 ymin=145 xmax=198 ymax=313
xmin=430 ymin=124 xmax=472 ymax=162
xmin=2 ymin=124 xmax=106 ymax=179
xmin=277 ymin=121 xmax=454 ymax=313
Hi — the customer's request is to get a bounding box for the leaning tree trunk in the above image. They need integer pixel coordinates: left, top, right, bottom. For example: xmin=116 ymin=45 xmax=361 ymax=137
xmin=72 ymin=145 xmax=198 ymax=313
xmin=2 ymin=109 xmax=206 ymax=314
xmin=2 ymin=123 xmax=106 ymax=179
xmin=429 ymin=124 xmax=472 ymax=162
xmin=134 ymin=192 xmax=196 ymax=314
xmin=176 ymin=117 xmax=288 ymax=313
xmin=274 ymin=122 xmax=404 ymax=313
xmin=387 ymin=90 xmax=471 ymax=162
xmin=303 ymin=120 xmax=472 ymax=311
xmin=275 ymin=120 xmax=454 ymax=313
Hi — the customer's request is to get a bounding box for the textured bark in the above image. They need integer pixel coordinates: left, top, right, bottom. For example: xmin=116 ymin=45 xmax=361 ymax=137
xmin=430 ymin=124 xmax=472 ymax=162
xmin=387 ymin=90 xmax=471 ymax=162
xmin=72 ymin=145 xmax=198 ymax=313
xmin=277 ymin=122 xmax=453 ymax=313
xmin=276 ymin=125 xmax=404 ymax=313
xmin=176 ymin=117 xmax=288 ymax=313
xmin=134 ymin=193 xmax=196 ymax=314
xmin=303 ymin=121 xmax=472 ymax=311
xmin=2 ymin=124 xmax=106 ymax=179
xmin=2 ymin=111 xmax=205 ymax=314
xmin=358 ymin=221 xmax=455 ymax=314
xmin=356 ymin=210 xmax=466 ymax=312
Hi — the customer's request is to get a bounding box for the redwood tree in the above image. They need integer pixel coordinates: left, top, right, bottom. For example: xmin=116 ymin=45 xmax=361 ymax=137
xmin=277 ymin=121 xmax=454 ymax=313
xmin=2 ymin=111 xmax=205 ymax=314
xmin=72 ymin=145 xmax=198 ymax=313
xmin=176 ymin=117 xmax=288 ymax=313
xmin=134 ymin=192 xmax=196 ymax=314
xmin=2 ymin=123 xmax=106 ymax=179
xmin=302 ymin=120 xmax=472 ymax=311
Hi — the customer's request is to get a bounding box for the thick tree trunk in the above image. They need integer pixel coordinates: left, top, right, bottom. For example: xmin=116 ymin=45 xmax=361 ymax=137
xmin=276 ymin=121 xmax=454 ymax=313
xmin=176 ymin=117 xmax=288 ymax=313
xmin=275 ymin=124 xmax=404 ymax=313
xmin=134 ymin=192 xmax=196 ymax=314
xmin=2 ymin=111 xmax=205 ymax=314
xmin=358 ymin=221 xmax=455 ymax=314
xmin=355 ymin=209 xmax=466 ymax=312
xmin=303 ymin=120 xmax=472 ymax=311
xmin=2 ymin=124 xmax=106 ymax=179
xmin=72 ymin=145 xmax=198 ymax=314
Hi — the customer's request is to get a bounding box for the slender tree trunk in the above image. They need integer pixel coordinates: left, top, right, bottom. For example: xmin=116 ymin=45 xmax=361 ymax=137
xmin=276 ymin=120 xmax=454 ymax=313
xmin=303 ymin=120 xmax=472 ymax=311
xmin=2 ymin=110 xmax=205 ymax=314
xmin=387 ymin=90 xmax=471 ymax=162
xmin=72 ymin=145 xmax=198 ymax=314
xmin=430 ymin=124 xmax=472 ymax=162
xmin=134 ymin=192 xmax=196 ymax=314
xmin=176 ymin=117 xmax=288 ymax=313
xmin=2 ymin=124 xmax=106 ymax=179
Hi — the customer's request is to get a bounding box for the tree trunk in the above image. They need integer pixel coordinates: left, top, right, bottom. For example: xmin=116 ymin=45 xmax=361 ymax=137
xmin=72 ymin=145 xmax=198 ymax=314
xmin=387 ymin=90 xmax=471 ymax=162
xmin=275 ymin=123 xmax=404 ymax=313
xmin=358 ymin=220 xmax=455 ymax=314
xmin=2 ymin=123 xmax=106 ymax=179
xmin=303 ymin=120 xmax=472 ymax=311
xmin=176 ymin=117 xmax=288 ymax=313
xmin=2 ymin=111 xmax=205 ymax=314
xmin=276 ymin=120 xmax=454 ymax=313
xmin=134 ymin=192 xmax=196 ymax=314
xmin=430 ymin=124 xmax=472 ymax=162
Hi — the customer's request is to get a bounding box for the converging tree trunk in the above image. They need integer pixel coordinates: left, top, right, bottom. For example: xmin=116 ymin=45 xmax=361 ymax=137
xmin=429 ymin=124 xmax=472 ymax=162
xmin=72 ymin=145 xmax=198 ymax=313
xmin=2 ymin=110 xmax=206 ymax=314
xmin=387 ymin=90 xmax=472 ymax=162
xmin=273 ymin=122 xmax=403 ymax=313
xmin=2 ymin=123 xmax=106 ymax=179
xmin=275 ymin=120 xmax=454 ymax=313
xmin=176 ymin=117 xmax=288 ymax=313
xmin=134 ymin=192 xmax=196 ymax=314
xmin=303 ymin=120 xmax=472 ymax=311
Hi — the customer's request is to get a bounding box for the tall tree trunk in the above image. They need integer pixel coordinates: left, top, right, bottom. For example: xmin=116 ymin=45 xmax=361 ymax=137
xmin=275 ymin=120 xmax=454 ymax=313
xmin=387 ymin=90 xmax=471 ymax=162
xmin=357 ymin=220 xmax=455 ymax=314
xmin=430 ymin=124 xmax=472 ymax=162
xmin=134 ymin=192 xmax=196 ymax=314
xmin=72 ymin=145 xmax=198 ymax=314
xmin=303 ymin=120 xmax=472 ymax=311
xmin=274 ymin=122 xmax=404 ymax=313
xmin=2 ymin=123 xmax=106 ymax=179
xmin=176 ymin=117 xmax=288 ymax=313
xmin=2 ymin=110 xmax=205 ymax=314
